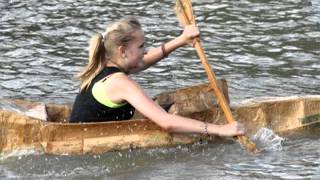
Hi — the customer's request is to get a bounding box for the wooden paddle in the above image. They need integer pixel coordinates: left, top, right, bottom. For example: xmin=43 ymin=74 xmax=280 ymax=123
xmin=175 ymin=0 xmax=258 ymax=153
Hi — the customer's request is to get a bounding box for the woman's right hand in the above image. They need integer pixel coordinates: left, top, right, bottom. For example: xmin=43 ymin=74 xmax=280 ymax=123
xmin=216 ymin=122 xmax=246 ymax=137
xmin=180 ymin=25 xmax=200 ymax=46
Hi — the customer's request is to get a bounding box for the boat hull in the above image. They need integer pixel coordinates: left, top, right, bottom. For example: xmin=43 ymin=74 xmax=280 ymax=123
xmin=1 ymin=81 xmax=320 ymax=155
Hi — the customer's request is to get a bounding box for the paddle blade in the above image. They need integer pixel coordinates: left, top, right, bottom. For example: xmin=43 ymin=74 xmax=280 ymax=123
xmin=175 ymin=0 xmax=195 ymax=26
xmin=238 ymin=135 xmax=260 ymax=153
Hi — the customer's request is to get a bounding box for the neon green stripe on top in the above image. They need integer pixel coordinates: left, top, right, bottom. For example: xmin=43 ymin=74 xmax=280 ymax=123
xmin=92 ymin=74 xmax=127 ymax=108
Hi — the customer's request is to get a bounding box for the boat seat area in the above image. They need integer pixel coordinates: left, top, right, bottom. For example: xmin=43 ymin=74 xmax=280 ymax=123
xmin=0 ymin=80 xmax=229 ymax=123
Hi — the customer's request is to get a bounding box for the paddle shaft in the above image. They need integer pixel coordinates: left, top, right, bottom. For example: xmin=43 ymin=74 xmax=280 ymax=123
xmin=176 ymin=0 xmax=258 ymax=152
xmin=194 ymin=40 xmax=255 ymax=149
xmin=193 ymin=41 xmax=234 ymax=123
xmin=176 ymin=0 xmax=235 ymax=124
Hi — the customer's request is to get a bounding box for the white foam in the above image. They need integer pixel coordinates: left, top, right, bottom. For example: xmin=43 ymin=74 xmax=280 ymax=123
xmin=0 ymin=149 xmax=43 ymax=161
xmin=252 ymin=128 xmax=285 ymax=151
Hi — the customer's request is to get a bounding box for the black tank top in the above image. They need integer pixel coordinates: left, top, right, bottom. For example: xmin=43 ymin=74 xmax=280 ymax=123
xmin=69 ymin=67 xmax=135 ymax=123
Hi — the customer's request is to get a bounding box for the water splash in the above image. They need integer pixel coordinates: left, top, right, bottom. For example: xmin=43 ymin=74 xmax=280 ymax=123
xmin=0 ymin=149 xmax=43 ymax=161
xmin=0 ymin=99 xmax=47 ymax=121
xmin=252 ymin=128 xmax=285 ymax=152
xmin=0 ymin=99 xmax=26 ymax=114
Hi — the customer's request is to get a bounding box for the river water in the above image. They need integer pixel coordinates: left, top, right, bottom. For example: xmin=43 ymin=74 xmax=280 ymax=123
xmin=0 ymin=0 xmax=319 ymax=179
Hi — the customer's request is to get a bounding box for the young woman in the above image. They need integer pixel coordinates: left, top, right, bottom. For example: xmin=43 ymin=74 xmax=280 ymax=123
xmin=70 ymin=16 xmax=244 ymax=137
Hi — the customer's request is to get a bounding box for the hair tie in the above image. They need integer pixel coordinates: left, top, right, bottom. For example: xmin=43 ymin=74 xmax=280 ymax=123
xmin=100 ymin=33 xmax=106 ymax=50
xmin=101 ymin=33 xmax=105 ymax=39
xmin=100 ymin=33 xmax=106 ymax=47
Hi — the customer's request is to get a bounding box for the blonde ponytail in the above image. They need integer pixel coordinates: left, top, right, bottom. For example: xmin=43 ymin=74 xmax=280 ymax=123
xmin=76 ymin=16 xmax=141 ymax=92
xmin=77 ymin=33 xmax=105 ymax=91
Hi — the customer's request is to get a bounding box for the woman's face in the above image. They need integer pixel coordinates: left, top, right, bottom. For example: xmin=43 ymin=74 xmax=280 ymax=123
xmin=124 ymin=29 xmax=145 ymax=69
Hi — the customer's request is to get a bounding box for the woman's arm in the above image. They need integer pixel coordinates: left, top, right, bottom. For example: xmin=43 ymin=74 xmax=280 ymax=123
xmin=107 ymin=73 xmax=244 ymax=136
xmin=129 ymin=25 xmax=200 ymax=73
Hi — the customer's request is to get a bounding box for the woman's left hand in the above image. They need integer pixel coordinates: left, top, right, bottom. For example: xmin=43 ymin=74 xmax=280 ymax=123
xmin=180 ymin=25 xmax=200 ymax=46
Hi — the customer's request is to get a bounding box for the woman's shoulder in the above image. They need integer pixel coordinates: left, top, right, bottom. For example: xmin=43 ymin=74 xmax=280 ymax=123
xmin=107 ymin=71 xmax=142 ymax=95
xmin=103 ymin=70 xmax=142 ymax=102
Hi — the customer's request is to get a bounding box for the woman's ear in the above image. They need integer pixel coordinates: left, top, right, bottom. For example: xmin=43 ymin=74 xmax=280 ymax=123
xmin=118 ymin=45 xmax=126 ymax=58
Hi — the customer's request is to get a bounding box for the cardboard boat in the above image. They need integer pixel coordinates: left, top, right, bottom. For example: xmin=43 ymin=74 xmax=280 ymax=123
xmin=1 ymin=80 xmax=319 ymax=155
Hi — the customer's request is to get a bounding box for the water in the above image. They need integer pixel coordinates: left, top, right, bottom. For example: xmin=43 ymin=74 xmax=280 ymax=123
xmin=1 ymin=130 xmax=319 ymax=179
xmin=1 ymin=0 xmax=319 ymax=103
xmin=0 ymin=0 xmax=320 ymax=179
xmin=252 ymin=128 xmax=285 ymax=151
xmin=0 ymin=99 xmax=26 ymax=114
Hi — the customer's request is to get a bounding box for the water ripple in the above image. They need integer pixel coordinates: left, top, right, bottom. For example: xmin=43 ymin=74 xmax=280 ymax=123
xmin=1 ymin=0 xmax=317 ymax=101
xmin=0 ymin=0 xmax=319 ymax=177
